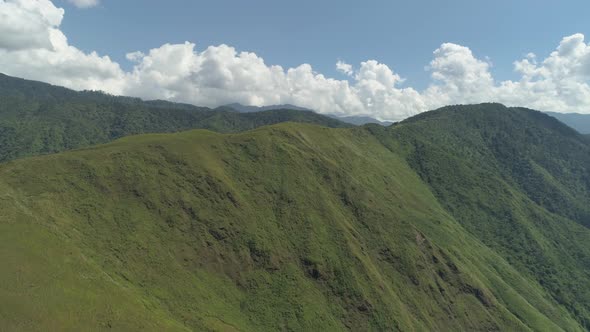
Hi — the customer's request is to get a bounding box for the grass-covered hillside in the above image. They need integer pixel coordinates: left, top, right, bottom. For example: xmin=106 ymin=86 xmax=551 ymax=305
xmin=0 ymin=73 xmax=349 ymax=162
xmin=1 ymin=103 xmax=590 ymax=330
xmin=371 ymin=103 xmax=590 ymax=327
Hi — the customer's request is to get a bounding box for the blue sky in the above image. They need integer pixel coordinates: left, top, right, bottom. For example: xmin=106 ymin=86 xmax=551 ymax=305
xmin=55 ymin=0 xmax=588 ymax=89
xmin=1 ymin=0 xmax=590 ymax=120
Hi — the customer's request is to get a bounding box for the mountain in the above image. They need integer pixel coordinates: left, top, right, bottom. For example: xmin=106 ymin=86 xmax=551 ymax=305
xmin=1 ymin=103 xmax=589 ymax=331
xmin=220 ymin=103 xmax=312 ymax=113
xmin=327 ymin=114 xmax=394 ymax=126
xmin=0 ymin=73 xmax=350 ymax=163
xmin=221 ymin=102 xmax=392 ymax=125
xmin=546 ymin=111 xmax=590 ymax=134
xmin=371 ymin=103 xmax=590 ymax=325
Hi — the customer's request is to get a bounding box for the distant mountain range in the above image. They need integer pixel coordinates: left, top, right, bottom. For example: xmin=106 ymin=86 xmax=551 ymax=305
xmin=546 ymin=112 xmax=590 ymax=134
xmin=223 ymin=103 xmax=590 ymax=132
xmin=221 ymin=103 xmax=394 ymax=126
xmin=219 ymin=103 xmax=312 ymax=113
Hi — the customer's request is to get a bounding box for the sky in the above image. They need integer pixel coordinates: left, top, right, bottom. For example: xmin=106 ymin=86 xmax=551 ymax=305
xmin=1 ymin=0 xmax=590 ymax=120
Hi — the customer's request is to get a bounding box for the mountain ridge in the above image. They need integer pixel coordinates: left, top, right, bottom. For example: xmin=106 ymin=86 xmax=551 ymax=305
xmin=1 ymin=104 xmax=589 ymax=330
xmin=220 ymin=102 xmax=393 ymax=126
xmin=375 ymin=104 xmax=590 ymax=325
xmin=0 ymin=74 xmax=589 ymax=330
xmin=219 ymin=103 xmax=312 ymax=113
xmin=0 ymin=73 xmax=350 ymax=163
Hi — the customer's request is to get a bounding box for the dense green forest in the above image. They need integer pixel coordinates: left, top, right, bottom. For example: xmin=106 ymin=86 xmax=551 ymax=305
xmin=0 ymin=75 xmax=589 ymax=331
xmin=371 ymin=104 xmax=590 ymax=326
xmin=0 ymin=73 xmax=349 ymax=162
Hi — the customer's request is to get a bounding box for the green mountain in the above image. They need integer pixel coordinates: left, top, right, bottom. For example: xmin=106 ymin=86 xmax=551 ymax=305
xmin=219 ymin=103 xmax=312 ymax=113
xmin=221 ymin=102 xmax=394 ymax=126
xmin=1 ymin=100 xmax=589 ymax=330
xmin=371 ymin=104 xmax=590 ymax=326
xmin=546 ymin=111 xmax=590 ymax=134
xmin=327 ymin=114 xmax=394 ymax=126
xmin=0 ymin=73 xmax=350 ymax=163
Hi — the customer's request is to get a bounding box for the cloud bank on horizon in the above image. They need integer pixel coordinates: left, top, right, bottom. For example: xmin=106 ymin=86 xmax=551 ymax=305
xmin=1 ymin=0 xmax=590 ymax=121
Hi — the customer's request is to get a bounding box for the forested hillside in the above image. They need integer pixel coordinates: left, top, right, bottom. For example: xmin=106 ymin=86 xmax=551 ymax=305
xmin=371 ymin=104 xmax=590 ymax=327
xmin=0 ymin=73 xmax=349 ymax=162
xmin=1 ymin=102 xmax=589 ymax=331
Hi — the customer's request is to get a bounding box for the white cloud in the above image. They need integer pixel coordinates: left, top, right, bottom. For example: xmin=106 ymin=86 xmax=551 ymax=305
xmin=0 ymin=0 xmax=124 ymax=92
xmin=336 ymin=60 xmax=353 ymax=76
xmin=427 ymin=43 xmax=494 ymax=102
xmin=0 ymin=0 xmax=64 ymax=50
xmin=2 ymin=1 xmax=590 ymax=121
xmin=447 ymin=33 xmax=590 ymax=114
xmin=67 ymin=0 xmax=98 ymax=8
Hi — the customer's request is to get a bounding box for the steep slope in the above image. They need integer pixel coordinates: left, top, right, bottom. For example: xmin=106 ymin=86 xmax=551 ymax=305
xmin=370 ymin=103 xmax=590 ymax=328
xmin=0 ymin=73 xmax=350 ymax=163
xmin=1 ymin=119 xmax=588 ymax=331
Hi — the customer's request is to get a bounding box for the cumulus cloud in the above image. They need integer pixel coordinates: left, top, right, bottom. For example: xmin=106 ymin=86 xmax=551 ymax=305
xmin=66 ymin=0 xmax=98 ymax=8
xmin=0 ymin=0 xmax=64 ymax=50
xmin=336 ymin=60 xmax=353 ymax=76
xmin=463 ymin=33 xmax=590 ymax=113
xmin=0 ymin=0 xmax=124 ymax=92
xmin=426 ymin=43 xmax=495 ymax=104
xmin=2 ymin=0 xmax=590 ymax=121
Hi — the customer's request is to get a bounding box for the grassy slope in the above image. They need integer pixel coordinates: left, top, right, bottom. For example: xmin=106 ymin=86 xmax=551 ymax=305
xmin=0 ymin=73 xmax=350 ymax=163
xmin=0 ymin=121 xmax=586 ymax=331
xmin=371 ymin=104 xmax=590 ymax=328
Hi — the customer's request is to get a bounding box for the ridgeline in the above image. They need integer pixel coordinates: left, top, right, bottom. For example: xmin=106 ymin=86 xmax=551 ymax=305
xmin=0 ymin=75 xmax=589 ymax=331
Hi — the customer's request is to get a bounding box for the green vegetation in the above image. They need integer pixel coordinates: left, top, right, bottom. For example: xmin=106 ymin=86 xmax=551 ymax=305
xmin=0 ymin=76 xmax=589 ymax=330
xmin=370 ymin=103 xmax=590 ymax=327
xmin=0 ymin=73 xmax=350 ymax=163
